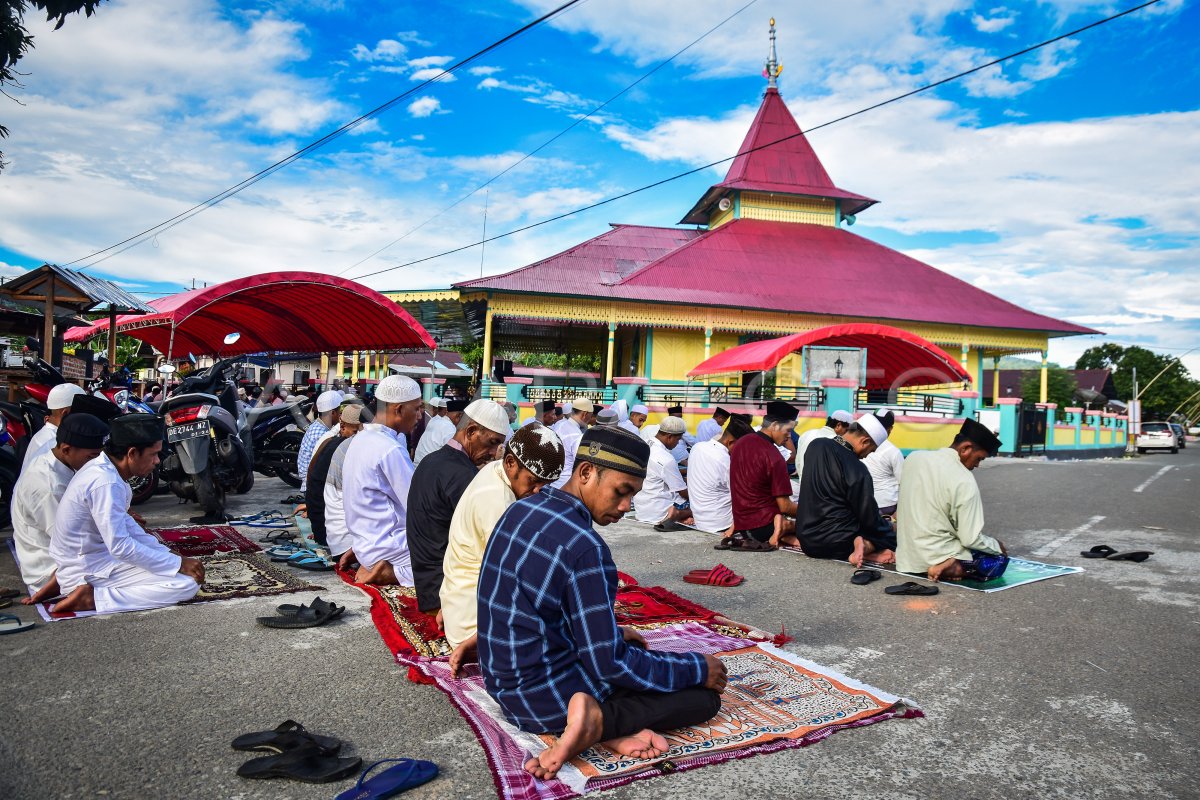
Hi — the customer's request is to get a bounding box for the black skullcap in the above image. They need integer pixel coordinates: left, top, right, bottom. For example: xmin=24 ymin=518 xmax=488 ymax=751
xmin=958 ymin=418 xmax=1002 ymax=457
xmin=714 ymin=406 xmax=730 ymax=417
xmin=765 ymin=400 xmax=799 ymax=422
xmin=446 ymin=399 xmax=469 ymax=413
xmin=109 ymin=413 xmax=164 ymax=450
xmin=536 ymin=400 xmax=556 ymax=413
xmin=667 ymin=405 xmax=683 ymax=415
xmin=874 ymin=408 xmax=896 ymax=431
xmin=575 ymin=426 xmax=650 ymax=478
xmin=731 ymin=412 xmax=752 ymax=424
xmin=57 ymin=413 xmax=108 ymax=449
xmin=71 ymin=394 xmax=122 ymax=423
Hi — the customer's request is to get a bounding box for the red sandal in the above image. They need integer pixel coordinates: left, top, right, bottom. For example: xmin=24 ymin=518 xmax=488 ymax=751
xmin=683 ymin=564 xmax=744 ymax=587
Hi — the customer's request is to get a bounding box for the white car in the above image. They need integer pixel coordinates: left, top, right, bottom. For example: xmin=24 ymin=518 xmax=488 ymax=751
xmin=1137 ymin=421 xmax=1178 ymax=454
xmin=1189 ymin=425 xmax=1200 ymax=437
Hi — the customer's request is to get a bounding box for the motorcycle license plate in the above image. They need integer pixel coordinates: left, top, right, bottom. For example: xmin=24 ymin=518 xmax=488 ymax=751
xmin=167 ymin=420 xmax=210 ymax=443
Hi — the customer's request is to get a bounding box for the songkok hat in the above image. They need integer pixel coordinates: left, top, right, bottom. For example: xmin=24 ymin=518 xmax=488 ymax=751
xmin=730 ymin=412 xmax=752 ymax=424
xmin=48 ymin=383 xmax=85 ymax=410
xmin=464 ymin=399 xmax=510 ymax=435
xmin=630 ymin=404 xmax=649 ymax=415
xmin=109 ymin=413 xmax=164 ymax=450
xmin=316 ymin=390 xmax=344 ymax=413
xmin=765 ymin=400 xmax=799 ymax=422
xmin=575 ymin=426 xmax=650 ymax=478
xmin=71 ymin=394 xmax=122 ymax=422
xmin=874 ymin=407 xmax=896 ymax=430
xmin=536 ymin=400 xmax=556 ymax=414
xmin=506 ymin=423 xmax=565 ymax=482
xmin=341 ymin=404 xmax=364 ymax=425
xmin=570 ymin=397 xmax=594 ymax=414
xmin=714 ymin=406 xmax=730 ymax=417
xmin=446 ymin=399 xmax=469 ymax=413
xmin=830 ymin=409 xmax=854 ymax=424
xmin=667 ymin=405 xmax=683 ymax=415
xmin=375 ymin=375 xmax=421 ymax=404
xmin=856 ymin=413 xmax=889 ymax=446
xmin=659 ymin=416 xmax=686 ymax=435
xmin=595 ymin=408 xmax=619 ymax=426
xmin=57 ymin=413 xmax=108 ymax=449
xmin=958 ymin=418 xmax=1002 ymax=457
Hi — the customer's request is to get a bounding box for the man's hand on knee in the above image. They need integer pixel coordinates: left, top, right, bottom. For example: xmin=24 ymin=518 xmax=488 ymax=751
xmin=178 ymin=556 xmax=205 ymax=584
xmin=621 ymin=626 xmax=647 ymax=649
xmin=703 ymin=654 xmax=727 ymax=692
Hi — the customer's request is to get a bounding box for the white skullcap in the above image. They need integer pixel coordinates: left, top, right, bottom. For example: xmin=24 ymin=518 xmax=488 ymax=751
xmin=830 ymin=409 xmax=854 ymax=424
xmin=630 ymin=404 xmax=649 ymax=415
xmin=659 ymin=416 xmax=686 ymax=435
xmin=570 ymin=397 xmax=594 ymax=414
xmin=464 ymin=399 xmax=510 ymax=435
xmin=857 ymin=413 xmax=889 ymax=446
xmin=595 ymin=408 xmax=619 ymax=426
xmin=316 ymin=390 xmax=343 ymax=413
xmin=48 ymin=383 xmax=85 ymax=410
xmin=375 ymin=375 xmax=421 ymax=404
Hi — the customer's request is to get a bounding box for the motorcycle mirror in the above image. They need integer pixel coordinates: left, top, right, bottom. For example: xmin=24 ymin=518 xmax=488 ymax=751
xmin=188 ymin=353 xmax=197 ymax=365
xmin=223 ymin=332 xmax=241 ymax=346
xmin=25 ymin=336 xmax=40 ymax=351
xmin=158 ymin=364 xmax=178 ymax=375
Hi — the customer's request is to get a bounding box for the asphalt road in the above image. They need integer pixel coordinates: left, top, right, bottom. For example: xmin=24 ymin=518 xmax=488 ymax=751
xmin=2 ymin=447 xmax=1198 ymax=800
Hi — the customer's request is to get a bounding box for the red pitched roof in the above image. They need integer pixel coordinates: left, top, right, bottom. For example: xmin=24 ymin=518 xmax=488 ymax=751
xmin=681 ymin=88 xmax=876 ymax=224
xmin=456 ymin=218 xmax=1096 ymax=336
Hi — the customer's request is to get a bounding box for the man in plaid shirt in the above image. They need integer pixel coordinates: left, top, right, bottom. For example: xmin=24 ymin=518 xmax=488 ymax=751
xmin=478 ymin=426 xmax=726 ymax=782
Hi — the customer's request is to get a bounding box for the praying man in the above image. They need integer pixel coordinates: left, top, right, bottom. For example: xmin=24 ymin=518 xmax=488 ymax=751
xmin=478 ymin=427 xmax=726 ymax=781
xmin=896 ymin=419 xmax=1009 ymax=582
xmin=694 ymin=407 xmax=731 ymax=445
xmin=726 ymin=401 xmax=799 ymax=551
xmin=686 ymin=415 xmax=754 ymax=535
xmin=22 ymin=383 xmax=85 ymax=468
xmin=794 ymin=409 xmax=853 ymax=485
xmin=550 ymin=397 xmax=593 ymax=490
xmin=619 ymin=404 xmax=648 ymax=436
xmin=297 ymin=389 xmax=343 ymax=491
xmin=632 ymin=416 xmax=692 ymax=526
xmin=414 ymin=398 xmax=466 ymax=465
xmin=862 ymin=409 xmax=903 ymax=516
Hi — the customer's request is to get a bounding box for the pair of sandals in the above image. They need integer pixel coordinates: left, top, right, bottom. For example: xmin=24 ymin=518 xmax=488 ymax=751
xmin=231 ymin=510 xmax=294 ymax=529
xmin=1081 ymin=545 xmax=1153 ymax=562
xmin=683 ymin=564 xmax=744 ymax=587
xmin=851 ymin=569 xmax=940 ymax=595
xmin=234 ymin=719 xmax=437 ymax=795
xmin=266 ymin=542 xmax=334 ymax=571
xmin=714 ymin=531 xmax=776 ymax=552
xmin=257 ymin=597 xmax=345 ymax=629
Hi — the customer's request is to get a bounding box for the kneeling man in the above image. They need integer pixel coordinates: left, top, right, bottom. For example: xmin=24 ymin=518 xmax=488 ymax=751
xmin=478 ymin=427 xmax=726 ymax=781
xmin=51 ymin=414 xmax=204 ymax=613
xmin=633 ymin=416 xmax=692 ymax=526
xmin=896 ymin=419 xmax=1008 ymax=582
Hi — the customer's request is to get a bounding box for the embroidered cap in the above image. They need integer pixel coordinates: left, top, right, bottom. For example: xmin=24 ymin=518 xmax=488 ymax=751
xmin=316 ymin=390 xmax=344 ymax=413
xmin=375 ymin=375 xmax=421 ymax=404
xmin=506 ymin=423 xmax=565 ymax=481
xmin=630 ymin=404 xmax=649 ymax=415
xmin=594 ymin=408 xmax=619 ymax=426
xmin=575 ymin=426 xmax=650 ymax=478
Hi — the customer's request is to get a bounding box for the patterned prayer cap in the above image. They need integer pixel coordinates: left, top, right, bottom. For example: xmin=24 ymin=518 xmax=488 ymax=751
xmin=506 ymin=423 xmax=565 ymax=481
xmin=575 ymin=426 xmax=650 ymax=478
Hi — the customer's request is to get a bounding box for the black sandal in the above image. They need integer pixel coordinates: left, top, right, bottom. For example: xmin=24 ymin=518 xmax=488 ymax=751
xmin=237 ymin=743 xmax=362 ymax=783
xmin=851 ymin=569 xmax=882 ymax=585
xmin=884 ymin=581 xmax=939 ymax=596
xmin=257 ymin=604 xmax=340 ymax=629
xmin=1107 ymin=550 xmax=1153 ymax=562
xmin=1080 ymin=545 xmax=1118 ymax=559
xmin=232 ymin=720 xmax=342 ymax=754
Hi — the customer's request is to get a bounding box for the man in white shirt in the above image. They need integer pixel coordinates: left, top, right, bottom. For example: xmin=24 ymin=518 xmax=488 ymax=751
xmin=298 ymin=389 xmax=343 ymax=491
xmin=51 ymin=414 xmax=204 ymax=614
xmin=414 ymin=398 xmax=465 ymax=465
xmin=12 ymin=414 xmax=107 ymax=602
xmin=694 ymin=407 xmax=731 ymax=446
xmin=22 ymin=383 xmax=85 ymax=468
xmin=620 ymin=404 xmax=648 ymax=436
xmin=339 ymin=375 xmax=424 ymax=586
xmin=686 ymin=416 xmax=754 ymax=534
xmin=550 ymin=397 xmax=592 ymax=490
xmin=523 ymin=400 xmax=556 ymax=428
xmin=795 ymin=409 xmax=853 ymax=485
xmin=863 ymin=409 xmax=903 ymax=515
xmin=633 ymin=416 xmax=692 ymax=526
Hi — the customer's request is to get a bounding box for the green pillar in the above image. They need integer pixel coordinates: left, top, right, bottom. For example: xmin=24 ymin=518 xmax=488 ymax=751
xmin=821 ymin=378 xmax=856 ymax=415
xmin=996 ymin=398 xmax=1021 ymax=454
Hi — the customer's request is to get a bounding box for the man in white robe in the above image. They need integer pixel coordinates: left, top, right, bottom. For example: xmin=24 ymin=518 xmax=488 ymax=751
xmin=414 ymin=398 xmax=465 ymax=465
xmin=863 ymin=409 xmax=903 ymax=515
xmin=51 ymin=414 xmax=204 ymax=614
xmin=22 ymin=383 xmax=85 ymax=468
xmin=619 ymin=404 xmax=648 ymax=436
xmin=633 ymin=417 xmax=691 ymax=525
xmin=686 ymin=416 xmax=754 ymax=534
xmin=694 ymin=407 xmax=731 ymax=445
xmin=550 ymin=397 xmax=592 ymax=490
xmin=339 ymin=375 xmax=424 ymax=586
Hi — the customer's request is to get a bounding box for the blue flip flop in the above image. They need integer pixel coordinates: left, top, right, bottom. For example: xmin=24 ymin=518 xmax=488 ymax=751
xmin=334 ymin=759 xmax=438 ymax=800
xmin=266 ymin=544 xmax=305 ymax=561
xmin=0 ymin=613 xmax=36 ymax=635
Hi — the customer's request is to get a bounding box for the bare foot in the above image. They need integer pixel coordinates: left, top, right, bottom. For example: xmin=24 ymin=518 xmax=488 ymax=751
xmin=603 ymin=729 xmax=670 ymax=760
xmin=524 ymin=693 xmax=603 ymax=781
xmin=355 ymin=560 xmax=399 ymax=586
xmin=849 ymin=536 xmax=867 ymax=568
xmin=927 ymin=557 xmax=965 ymax=582
xmin=25 ymin=575 xmax=60 ymax=605
xmin=872 ymin=548 xmax=896 ymax=566
xmin=52 ymin=583 xmax=95 ymax=614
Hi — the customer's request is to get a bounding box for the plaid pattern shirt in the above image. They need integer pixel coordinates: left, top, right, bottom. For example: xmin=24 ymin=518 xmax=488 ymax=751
xmin=297 ymin=419 xmax=330 ymax=491
xmin=478 ymin=486 xmax=708 ymax=734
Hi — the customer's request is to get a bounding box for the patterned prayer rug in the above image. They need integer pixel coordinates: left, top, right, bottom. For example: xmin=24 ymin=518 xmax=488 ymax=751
xmin=184 ymin=552 xmax=323 ymax=603
xmin=151 ymin=525 xmax=261 ymax=557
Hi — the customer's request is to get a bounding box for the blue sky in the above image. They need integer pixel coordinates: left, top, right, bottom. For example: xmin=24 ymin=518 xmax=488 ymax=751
xmin=0 ymin=0 xmax=1196 ymax=372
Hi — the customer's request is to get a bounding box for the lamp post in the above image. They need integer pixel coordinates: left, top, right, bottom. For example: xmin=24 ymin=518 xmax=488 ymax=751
xmin=834 ymin=356 xmax=844 ymax=380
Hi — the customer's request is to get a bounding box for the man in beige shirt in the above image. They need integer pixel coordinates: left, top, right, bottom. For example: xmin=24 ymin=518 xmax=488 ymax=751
xmin=441 ymin=423 xmax=565 ymax=674
xmin=896 ymin=419 xmax=1008 ymax=582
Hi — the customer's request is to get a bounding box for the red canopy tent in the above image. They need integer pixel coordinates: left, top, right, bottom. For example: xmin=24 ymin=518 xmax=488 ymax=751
xmin=65 ymin=271 xmax=435 ymax=357
xmin=686 ymin=323 xmax=971 ymax=389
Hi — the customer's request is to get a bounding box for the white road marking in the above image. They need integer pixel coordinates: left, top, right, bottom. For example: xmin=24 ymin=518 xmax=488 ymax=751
xmin=1133 ymin=465 xmax=1174 ymax=493
xmin=1032 ymin=515 xmax=1106 ymax=558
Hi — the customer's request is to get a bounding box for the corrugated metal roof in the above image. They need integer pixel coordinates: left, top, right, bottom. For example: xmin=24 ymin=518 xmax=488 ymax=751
xmin=0 ymin=264 xmax=155 ymax=313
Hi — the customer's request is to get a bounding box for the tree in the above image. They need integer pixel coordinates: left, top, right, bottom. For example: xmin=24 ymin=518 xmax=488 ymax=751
xmin=1 ymin=1 xmax=105 ymax=169
xmin=1076 ymin=344 xmax=1200 ymax=419
xmin=1019 ymin=368 xmax=1077 ymax=410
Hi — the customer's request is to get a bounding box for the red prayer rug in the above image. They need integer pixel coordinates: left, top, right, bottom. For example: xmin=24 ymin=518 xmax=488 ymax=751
xmin=150 ymin=525 xmax=261 ymax=557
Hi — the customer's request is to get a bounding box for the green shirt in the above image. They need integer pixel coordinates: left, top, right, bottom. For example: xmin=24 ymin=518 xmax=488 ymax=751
xmin=895 ymin=448 xmax=1001 ymax=573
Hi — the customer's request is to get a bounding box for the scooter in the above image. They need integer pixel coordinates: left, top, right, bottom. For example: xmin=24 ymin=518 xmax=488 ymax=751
xmin=0 ymin=402 xmax=26 ymax=530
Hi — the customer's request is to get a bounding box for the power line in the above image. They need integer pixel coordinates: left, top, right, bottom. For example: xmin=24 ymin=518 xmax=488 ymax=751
xmin=349 ymin=0 xmax=1163 ymax=283
xmin=336 ymin=0 xmax=761 ymax=276
xmin=64 ymin=0 xmax=586 ymax=270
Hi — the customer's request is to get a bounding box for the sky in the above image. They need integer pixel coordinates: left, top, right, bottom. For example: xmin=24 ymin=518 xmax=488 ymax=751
xmin=0 ymin=0 xmax=1196 ymax=374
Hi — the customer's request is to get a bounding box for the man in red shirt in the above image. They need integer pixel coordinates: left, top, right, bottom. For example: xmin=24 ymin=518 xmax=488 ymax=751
xmin=720 ymin=401 xmax=799 ymax=552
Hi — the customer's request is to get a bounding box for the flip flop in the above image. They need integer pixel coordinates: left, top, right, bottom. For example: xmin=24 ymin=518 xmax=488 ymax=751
xmin=293 ymin=555 xmax=335 ymax=571
xmin=334 ymin=758 xmax=439 ymax=800
xmin=257 ymin=605 xmax=339 ymax=629
xmin=237 ymin=743 xmax=362 ymax=783
xmin=0 ymin=613 xmax=36 ymax=635
xmin=277 ymin=597 xmax=345 ymax=619
xmin=713 ymin=536 xmax=736 ymax=551
xmin=281 ymin=494 xmax=305 ymax=505
xmin=683 ymin=565 xmax=744 ymax=587
xmin=0 ymin=588 xmax=21 ymax=600
xmin=0 ymin=598 xmax=12 ymax=609
xmin=729 ymin=535 xmax=776 ymax=552
xmin=1107 ymin=550 xmax=1153 ymax=562
xmin=851 ymin=569 xmax=882 ymax=585
xmin=267 ymin=544 xmax=305 ymax=561
xmin=1080 ymin=545 xmax=1118 ymax=559
xmin=232 ymin=720 xmax=342 ymax=754
xmin=246 ymin=520 xmax=294 ymax=529
xmin=884 ymin=581 xmax=939 ymax=596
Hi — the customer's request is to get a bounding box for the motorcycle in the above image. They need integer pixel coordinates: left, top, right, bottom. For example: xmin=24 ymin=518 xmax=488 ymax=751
xmin=0 ymin=401 xmax=26 ymax=530
xmin=89 ymin=366 xmax=160 ymax=504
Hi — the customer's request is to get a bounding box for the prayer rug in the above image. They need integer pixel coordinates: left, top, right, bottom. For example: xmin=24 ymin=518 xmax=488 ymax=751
xmin=150 ymin=524 xmax=261 ymax=557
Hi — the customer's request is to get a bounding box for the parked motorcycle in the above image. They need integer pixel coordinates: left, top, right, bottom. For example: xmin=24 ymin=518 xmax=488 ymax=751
xmin=90 ymin=366 xmax=160 ymax=504
xmin=0 ymin=401 xmax=26 ymax=530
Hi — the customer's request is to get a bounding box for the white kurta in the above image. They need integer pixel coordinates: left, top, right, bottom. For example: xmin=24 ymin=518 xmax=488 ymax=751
xmin=795 ymin=425 xmax=836 ymax=484
xmin=22 ymin=422 xmax=58 ymax=469
xmin=342 ymin=424 xmax=416 ymax=583
xmin=323 ymin=437 xmax=354 ymax=557
xmin=895 ymin=447 xmax=1002 ymax=574
xmin=414 ymin=415 xmax=455 ymax=465
xmin=618 ymin=419 xmax=641 ymax=436
xmin=633 ymin=439 xmax=687 ymax=523
xmin=11 ymin=448 xmax=74 ymax=590
xmin=686 ymin=439 xmax=733 ymax=533
xmin=695 ymin=418 xmax=723 ymax=444
xmin=550 ymin=417 xmax=585 ymax=490
xmin=51 ymin=454 xmax=198 ymax=612
xmin=864 ymin=440 xmax=904 ymax=509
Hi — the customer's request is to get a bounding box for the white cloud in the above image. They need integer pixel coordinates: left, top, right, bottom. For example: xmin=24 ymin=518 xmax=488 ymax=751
xmin=351 ymin=38 xmax=407 ymax=63
xmin=406 ymin=96 xmax=443 ymax=118
xmin=468 ymin=65 xmax=502 ymax=76
xmin=411 ymin=67 xmax=455 ymax=82
xmin=972 ymin=8 xmax=1016 ymax=33
xmin=407 ymin=55 xmax=453 ymax=69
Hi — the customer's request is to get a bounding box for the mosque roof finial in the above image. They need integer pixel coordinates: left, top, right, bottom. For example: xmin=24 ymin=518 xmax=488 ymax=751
xmin=764 ymin=17 xmax=782 ymax=91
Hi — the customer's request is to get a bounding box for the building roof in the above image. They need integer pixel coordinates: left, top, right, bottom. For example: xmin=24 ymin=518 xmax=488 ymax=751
xmin=1 ymin=263 xmax=155 ymax=314
xmin=458 ymin=219 xmax=1096 ymax=337
xmin=680 ymin=88 xmax=877 ymax=225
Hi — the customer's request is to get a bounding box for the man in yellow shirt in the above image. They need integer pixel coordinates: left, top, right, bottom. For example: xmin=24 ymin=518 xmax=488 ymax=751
xmin=441 ymin=423 xmax=565 ymax=674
